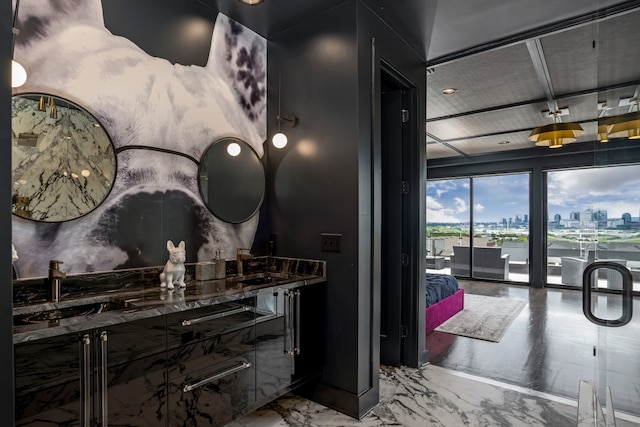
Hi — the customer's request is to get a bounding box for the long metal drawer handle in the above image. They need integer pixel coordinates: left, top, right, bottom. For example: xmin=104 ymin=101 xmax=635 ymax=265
xmin=182 ymin=361 xmax=251 ymax=393
xmin=181 ymin=306 xmax=251 ymax=326
xmin=99 ymin=331 xmax=108 ymax=427
xmin=294 ymin=290 xmax=301 ymax=355
xmin=285 ymin=291 xmax=295 ymax=355
xmin=81 ymin=334 xmax=91 ymax=427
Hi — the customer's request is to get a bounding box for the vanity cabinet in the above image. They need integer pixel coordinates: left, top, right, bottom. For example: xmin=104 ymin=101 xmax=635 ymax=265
xmin=255 ymin=281 xmax=326 ymax=405
xmin=15 ymin=315 xmax=167 ymax=426
xmin=14 ymin=277 xmax=326 ymax=427
xmin=165 ymin=298 xmax=258 ymax=427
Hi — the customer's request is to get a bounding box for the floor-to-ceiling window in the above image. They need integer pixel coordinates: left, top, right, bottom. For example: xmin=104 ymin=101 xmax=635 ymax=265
xmin=547 ymin=164 xmax=640 ymax=291
xmin=426 ymin=177 xmax=470 ymax=272
xmin=426 ymin=173 xmax=530 ymax=283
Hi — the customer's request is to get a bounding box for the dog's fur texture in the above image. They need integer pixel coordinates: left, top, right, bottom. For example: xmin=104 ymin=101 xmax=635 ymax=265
xmin=159 ymin=240 xmax=186 ymax=289
xmin=11 ymin=1 xmax=266 ymax=278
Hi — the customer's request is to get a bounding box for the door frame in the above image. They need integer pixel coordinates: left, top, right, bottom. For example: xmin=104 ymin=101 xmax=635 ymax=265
xmin=378 ymin=60 xmax=427 ymax=368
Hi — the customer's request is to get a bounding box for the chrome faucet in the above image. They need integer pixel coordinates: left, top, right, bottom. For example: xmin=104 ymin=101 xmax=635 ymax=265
xmin=236 ymin=248 xmax=253 ymax=277
xmin=48 ymin=260 xmax=66 ymax=302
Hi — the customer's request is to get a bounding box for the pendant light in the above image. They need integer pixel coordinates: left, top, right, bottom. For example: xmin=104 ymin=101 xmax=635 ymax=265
xmin=528 ymin=111 xmax=584 ymax=149
xmin=272 ymin=74 xmax=297 ymax=149
xmin=11 ymin=0 xmax=27 ymax=88
xmin=607 ymin=98 xmax=640 ymax=140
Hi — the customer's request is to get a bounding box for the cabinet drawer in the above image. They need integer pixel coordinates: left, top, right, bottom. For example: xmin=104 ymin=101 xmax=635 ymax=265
xmin=167 ymin=325 xmax=254 ymax=381
xmin=167 ymin=355 xmax=255 ymax=427
xmin=167 ymin=298 xmax=256 ymax=348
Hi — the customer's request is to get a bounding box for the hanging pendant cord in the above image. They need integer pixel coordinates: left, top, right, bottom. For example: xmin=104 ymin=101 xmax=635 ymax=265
xmin=11 ymin=0 xmax=21 ymax=59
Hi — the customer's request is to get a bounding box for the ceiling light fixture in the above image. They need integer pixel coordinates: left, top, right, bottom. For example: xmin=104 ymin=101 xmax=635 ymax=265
xmin=272 ymin=74 xmax=297 ymax=149
xmin=11 ymin=0 xmax=27 ymax=88
xmin=442 ymin=88 xmax=457 ymax=95
xmin=597 ymin=116 xmax=615 ymax=143
xmin=529 ymin=111 xmax=584 ymax=149
xmin=606 ymin=98 xmax=640 ymax=140
xmin=239 ymin=0 xmax=264 ymax=4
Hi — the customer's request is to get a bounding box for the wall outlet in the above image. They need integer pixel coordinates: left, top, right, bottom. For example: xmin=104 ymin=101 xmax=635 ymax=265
xmin=321 ymin=233 xmax=342 ymax=252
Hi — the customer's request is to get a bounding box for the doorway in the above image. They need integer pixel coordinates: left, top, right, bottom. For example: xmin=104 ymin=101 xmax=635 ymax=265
xmin=379 ymin=64 xmax=423 ymax=367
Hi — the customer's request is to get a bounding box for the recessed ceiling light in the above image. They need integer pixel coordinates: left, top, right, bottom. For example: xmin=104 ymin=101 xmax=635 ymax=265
xmin=442 ymin=88 xmax=457 ymax=95
xmin=239 ymin=0 xmax=263 ymax=4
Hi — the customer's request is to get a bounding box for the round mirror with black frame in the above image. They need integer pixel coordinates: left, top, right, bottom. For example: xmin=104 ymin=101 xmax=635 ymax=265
xmin=11 ymin=93 xmax=117 ymax=222
xmin=198 ymin=137 xmax=265 ymax=223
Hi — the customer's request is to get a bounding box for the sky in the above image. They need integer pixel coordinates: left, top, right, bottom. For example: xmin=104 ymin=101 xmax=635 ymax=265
xmin=426 ymin=164 xmax=640 ymax=224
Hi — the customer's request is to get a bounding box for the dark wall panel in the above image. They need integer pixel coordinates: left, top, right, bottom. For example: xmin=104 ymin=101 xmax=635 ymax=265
xmin=264 ymin=0 xmax=427 ymax=418
xmin=267 ymin=1 xmax=361 ymax=396
xmin=2 ymin=0 xmax=15 ymax=422
xmin=103 ymin=0 xmax=216 ymax=66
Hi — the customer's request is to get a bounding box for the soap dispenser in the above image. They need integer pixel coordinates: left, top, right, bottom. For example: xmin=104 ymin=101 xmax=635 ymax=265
xmin=214 ymin=250 xmax=226 ymax=279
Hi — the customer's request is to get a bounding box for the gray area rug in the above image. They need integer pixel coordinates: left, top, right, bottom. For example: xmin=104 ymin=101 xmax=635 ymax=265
xmin=435 ymin=293 xmax=527 ymax=342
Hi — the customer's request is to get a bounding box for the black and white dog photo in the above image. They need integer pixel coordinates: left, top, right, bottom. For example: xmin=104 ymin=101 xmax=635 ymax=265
xmin=11 ymin=0 xmax=267 ymax=277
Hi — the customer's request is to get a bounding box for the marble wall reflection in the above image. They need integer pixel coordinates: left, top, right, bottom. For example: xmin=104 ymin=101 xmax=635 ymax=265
xmin=11 ymin=94 xmax=116 ymax=222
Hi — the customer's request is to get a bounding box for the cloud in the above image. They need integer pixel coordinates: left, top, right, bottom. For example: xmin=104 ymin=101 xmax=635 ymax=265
xmin=426 ymin=208 xmax=463 ymax=223
xmin=432 ymin=179 xmax=460 ymax=197
xmin=474 ymin=203 xmax=485 ymax=212
xmin=426 ymin=195 xmax=443 ymax=209
xmin=548 ymin=165 xmax=640 ymax=217
xmin=454 ymin=197 xmax=467 ymax=213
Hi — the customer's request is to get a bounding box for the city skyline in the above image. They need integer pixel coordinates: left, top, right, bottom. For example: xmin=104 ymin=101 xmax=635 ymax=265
xmin=427 ymin=165 xmax=640 ymax=224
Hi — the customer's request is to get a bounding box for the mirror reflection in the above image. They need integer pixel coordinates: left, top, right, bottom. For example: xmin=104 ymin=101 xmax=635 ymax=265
xmin=199 ymin=137 xmax=265 ymax=223
xmin=11 ymin=94 xmax=117 ymax=222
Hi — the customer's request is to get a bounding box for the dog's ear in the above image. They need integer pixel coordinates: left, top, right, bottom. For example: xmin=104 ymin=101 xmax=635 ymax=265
xmin=167 ymin=240 xmax=175 ymax=251
xmin=178 ymin=241 xmax=185 ymax=250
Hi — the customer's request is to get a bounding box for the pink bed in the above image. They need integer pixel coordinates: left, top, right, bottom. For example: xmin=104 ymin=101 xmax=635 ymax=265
xmin=426 ymin=288 xmax=464 ymax=335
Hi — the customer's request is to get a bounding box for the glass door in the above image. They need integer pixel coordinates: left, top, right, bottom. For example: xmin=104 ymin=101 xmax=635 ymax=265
xmin=577 ymin=10 xmax=640 ymax=419
xmin=426 ymin=173 xmax=529 ymax=283
xmin=579 ymin=262 xmax=637 ymax=422
xmin=472 ymin=174 xmax=529 ymax=283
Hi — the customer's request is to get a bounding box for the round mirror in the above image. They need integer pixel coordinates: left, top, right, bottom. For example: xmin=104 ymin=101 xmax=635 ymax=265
xmin=199 ymin=137 xmax=265 ymax=223
xmin=11 ymin=93 xmax=117 ymax=222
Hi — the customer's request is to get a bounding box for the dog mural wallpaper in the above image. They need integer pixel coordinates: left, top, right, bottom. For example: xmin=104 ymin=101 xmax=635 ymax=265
xmin=11 ymin=0 xmax=267 ymax=278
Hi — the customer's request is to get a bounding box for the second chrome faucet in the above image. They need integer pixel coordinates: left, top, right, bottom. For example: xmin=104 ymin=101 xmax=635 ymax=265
xmin=48 ymin=260 xmax=66 ymax=302
xmin=236 ymin=248 xmax=253 ymax=277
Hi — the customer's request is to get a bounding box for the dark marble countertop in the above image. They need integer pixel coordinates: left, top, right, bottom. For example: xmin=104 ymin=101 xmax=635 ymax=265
xmin=13 ymin=256 xmax=326 ymax=344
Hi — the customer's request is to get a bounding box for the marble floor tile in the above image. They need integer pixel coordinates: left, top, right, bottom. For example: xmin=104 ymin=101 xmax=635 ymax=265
xmin=228 ymin=364 xmax=640 ymax=427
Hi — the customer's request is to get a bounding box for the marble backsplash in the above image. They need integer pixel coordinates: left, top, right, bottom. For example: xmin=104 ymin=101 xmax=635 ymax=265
xmin=13 ymin=256 xmax=326 ymax=306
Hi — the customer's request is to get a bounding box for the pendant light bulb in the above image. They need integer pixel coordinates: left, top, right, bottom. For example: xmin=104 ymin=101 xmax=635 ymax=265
xmin=12 ymin=59 xmax=27 ymax=88
xmin=272 ymin=132 xmax=288 ymax=148
xmin=227 ymin=142 xmax=241 ymax=156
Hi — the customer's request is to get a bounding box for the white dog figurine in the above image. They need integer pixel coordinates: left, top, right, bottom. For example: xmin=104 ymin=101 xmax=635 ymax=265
xmin=160 ymin=240 xmax=186 ymax=289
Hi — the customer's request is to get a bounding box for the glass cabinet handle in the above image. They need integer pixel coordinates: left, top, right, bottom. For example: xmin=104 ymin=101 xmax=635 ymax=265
xmin=285 ymin=291 xmax=295 ymax=355
xmin=99 ymin=331 xmax=108 ymax=427
xmin=182 ymin=361 xmax=251 ymax=393
xmin=81 ymin=334 xmax=91 ymax=427
xmin=181 ymin=305 xmax=251 ymax=326
xmin=294 ymin=290 xmax=301 ymax=355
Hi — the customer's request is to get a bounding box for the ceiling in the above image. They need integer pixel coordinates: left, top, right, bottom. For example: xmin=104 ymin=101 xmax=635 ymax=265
xmin=198 ymin=0 xmax=640 ymax=160
xmin=425 ymin=0 xmax=640 ymax=160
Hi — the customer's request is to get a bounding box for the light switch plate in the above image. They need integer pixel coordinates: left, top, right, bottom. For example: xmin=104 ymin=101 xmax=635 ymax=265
xmin=321 ymin=233 xmax=342 ymax=252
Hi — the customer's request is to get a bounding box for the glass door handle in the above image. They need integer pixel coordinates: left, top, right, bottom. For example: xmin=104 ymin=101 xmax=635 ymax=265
xmin=582 ymin=261 xmax=633 ymax=327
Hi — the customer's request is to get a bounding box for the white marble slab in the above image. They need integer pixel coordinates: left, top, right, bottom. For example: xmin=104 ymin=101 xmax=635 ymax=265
xmin=229 ymin=364 xmax=640 ymax=427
